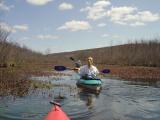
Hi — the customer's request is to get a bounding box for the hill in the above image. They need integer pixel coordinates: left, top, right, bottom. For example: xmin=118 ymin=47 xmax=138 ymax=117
xmin=48 ymin=40 xmax=160 ymax=67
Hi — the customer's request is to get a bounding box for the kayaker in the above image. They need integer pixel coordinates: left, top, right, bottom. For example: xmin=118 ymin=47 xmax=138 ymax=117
xmin=74 ymin=57 xmax=99 ymax=79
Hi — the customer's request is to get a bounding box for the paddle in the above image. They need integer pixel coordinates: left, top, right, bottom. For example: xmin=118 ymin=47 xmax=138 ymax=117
xmin=69 ymin=57 xmax=110 ymax=73
xmin=69 ymin=57 xmax=75 ymax=61
xmin=50 ymin=101 xmax=61 ymax=107
xmin=54 ymin=65 xmax=110 ymax=74
xmin=69 ymin=57 xmax=82 ymax=68
xmin=54 ymin=66 xmax=72 ymax=71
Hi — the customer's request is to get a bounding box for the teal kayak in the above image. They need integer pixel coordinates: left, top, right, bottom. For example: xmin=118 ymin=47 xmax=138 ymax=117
xmin=76 ymin=79 xmax=102 ymax=93
xmin=77 ymin=79 xmax=102 ymax=85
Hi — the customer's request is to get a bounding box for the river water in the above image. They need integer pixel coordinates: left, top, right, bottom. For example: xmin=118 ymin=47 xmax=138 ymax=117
xmin=0 ymin=71 xmax=160 ymax=120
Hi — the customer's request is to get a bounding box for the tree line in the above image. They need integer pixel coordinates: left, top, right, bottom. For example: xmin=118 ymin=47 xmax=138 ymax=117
xmin=1 ymin=23 xmax=160 ymax=68
xmin=0 ymin=26 xmax=44 ymax=68
xmin=49 ymin=39 xmax=160 ymax=68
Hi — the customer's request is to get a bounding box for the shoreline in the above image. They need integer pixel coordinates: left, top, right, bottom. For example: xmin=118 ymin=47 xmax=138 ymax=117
xmin=28 ymin=65 xmax=160 ymax=81
xmin=1 ymin=65 xmax=160 ymax=96
xmin=99 ymin=65 xmax=160 ymax=81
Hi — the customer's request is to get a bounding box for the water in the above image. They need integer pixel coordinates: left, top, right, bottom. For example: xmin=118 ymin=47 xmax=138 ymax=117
xmin=0 ymin=72 xmax=160 ymax=120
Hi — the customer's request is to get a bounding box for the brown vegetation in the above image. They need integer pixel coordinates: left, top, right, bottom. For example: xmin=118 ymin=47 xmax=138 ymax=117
xmin=48 ymin=39 xmax=160 ymax=80
xmin=0 ymin=68 xmax=30 ymax=96
xmin=101 ymin=65 xmax=160 ymax=81
xmin=47 ymin=39 xmax=160 ymax=68
xmin=1 ymin=20 xmax=160 ymax=96
xmin=0 ymin=23 xmax=53 ymax=96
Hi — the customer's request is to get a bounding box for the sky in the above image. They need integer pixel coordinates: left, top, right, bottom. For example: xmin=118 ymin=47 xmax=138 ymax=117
xmin=0 ymin=0 xmax=160 ymax=54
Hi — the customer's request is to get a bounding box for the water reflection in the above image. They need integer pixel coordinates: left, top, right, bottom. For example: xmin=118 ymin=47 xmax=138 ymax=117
xmin=124 ymin=79 xmax=160 ymax=88
xmin=78 ymin=91 xmax=99 ymax=109
xmin=0 ymin=74 xmax=160 ymax=120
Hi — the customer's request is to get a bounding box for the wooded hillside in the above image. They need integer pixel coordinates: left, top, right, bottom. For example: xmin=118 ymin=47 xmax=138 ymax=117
xmin=49 ymin=40 xmax=160 ymax=67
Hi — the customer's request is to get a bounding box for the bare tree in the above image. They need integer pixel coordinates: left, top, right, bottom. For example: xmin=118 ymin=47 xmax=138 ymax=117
xmin=0 ymin=24 xmax=11 ymax=67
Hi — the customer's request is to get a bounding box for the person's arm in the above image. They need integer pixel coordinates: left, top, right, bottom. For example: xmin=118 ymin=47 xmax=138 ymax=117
xmin=95 ymin=67 xmax=99 ymax=75
xmin=73 ymin=67 xmax=80 ymax=73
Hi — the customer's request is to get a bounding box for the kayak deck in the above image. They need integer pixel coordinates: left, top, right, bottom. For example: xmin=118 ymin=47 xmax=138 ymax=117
xmin=45 ymin=105 xmax=70 ymax=120
xmin=76 ymin=79 xmax=102 ymax=93
xmin=77 ymin=79 xmax=102 ymax=85
xmin=77 ymin=83 xmax=102 ymax=93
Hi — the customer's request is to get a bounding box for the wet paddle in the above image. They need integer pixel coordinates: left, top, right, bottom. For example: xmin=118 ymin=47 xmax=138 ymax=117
xmin=69 ymin=57 xmax=82 ymax=68
xmin=69 ymin=57 xmax=110 ymax=73
xmin=54 ymin=66 xmax=72 ymax=71
xmin=54 ymin=65 xmax=110 ymax=74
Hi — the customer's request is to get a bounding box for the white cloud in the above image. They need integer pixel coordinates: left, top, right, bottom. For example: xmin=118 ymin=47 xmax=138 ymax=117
xmin=0 ymin=1 xmax=14 ymax=11
xmin=130 ymin=22 xmax=145 ymax=27
xmin=80 ymin=0 xmax=111 ymax=20
xmin=136 ymin=11 xmax=159 ymax=22
xmin=97 ymin=23 xmax=106 ymax=27
xmin=58 ymin=2 xmax=73 ymax=11
xmin=112 ymin=35 xmax=122 ymax=39
xmin=0 ymin=22 xmax=15 ymax=33
xmin=81 ymin=1 xmax=160 ymax=26
xmin=17 ymin=37 xmax=30 ymax=43
xmin=21 ymin=37 xmax=30 ymax=40
xmin=57 ymin=20 xmax=91 ymax=31
xmin=101 ymin=34 xmax=109 ymax=37
xmin=0 ymin=23 xmax=29 ymax=33
xmin=107 ymin=6 xmax=160 ymax=26
xmin=37 ymin=34 xmax=59 ymax=40
xmin=107 ymin=6 xmax=137 ymax=24
xmin=13 ymin=24 xmax=29 ymax=31
xmin=26 ymin=0 xmax=53 ymax=6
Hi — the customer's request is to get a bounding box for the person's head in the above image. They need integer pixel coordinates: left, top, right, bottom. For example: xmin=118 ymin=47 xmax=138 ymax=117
xmin=87 ymin=57 xmax=93 ymax=67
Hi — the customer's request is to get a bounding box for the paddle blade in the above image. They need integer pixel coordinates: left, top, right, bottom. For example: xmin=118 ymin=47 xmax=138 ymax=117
xmin=50 ymin=101 xmax=61 ymax=107
xmin=54 ymin=66 xmax=67 ymax=71
xmin=69 ymin=57 xmax=75 ymax=61
xmin=101 ymin=69 xmax=110 ymax=74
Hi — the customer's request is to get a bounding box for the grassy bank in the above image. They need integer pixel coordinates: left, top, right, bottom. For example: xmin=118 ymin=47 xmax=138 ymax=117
xmin=1 ymin=28 xmax=160 ymax=97
xmin=0 ymin=68 xmax=30 ymax=96
xmin=99 ymin=65 xmax=160 ymax=81
xmin=0 ymin=67 xmax=54 ymax=96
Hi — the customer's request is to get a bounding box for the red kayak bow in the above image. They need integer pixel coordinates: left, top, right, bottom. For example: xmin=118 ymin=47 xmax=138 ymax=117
xmin=45 ymin=102 xmax=70 ymax=120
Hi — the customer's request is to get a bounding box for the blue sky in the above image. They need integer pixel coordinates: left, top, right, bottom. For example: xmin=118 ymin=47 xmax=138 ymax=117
xmin=0 ymin=0 xmax=160 ymax=53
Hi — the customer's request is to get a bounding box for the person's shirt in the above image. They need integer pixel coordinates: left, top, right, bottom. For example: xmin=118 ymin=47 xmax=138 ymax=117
xmin=78 ymin=65 xmax=99 ymax=78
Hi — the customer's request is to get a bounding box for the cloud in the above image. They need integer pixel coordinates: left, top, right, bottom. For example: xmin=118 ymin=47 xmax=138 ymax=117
xmin=101 ymin=34 xmax=109 ymax=37
xmin=36 ymin=34 xmax=59 ymax=40
xmin=0 ymin=1 xmax=14 ymax=11
xmin=107 ymin=6 xmax=160 ymax=26
xmin=0 ymin=23 xmax=29 ymax=33
xmin=107 ymin=6 xmax=137 ymax=23
xmin=136 ymin=11 xmax=159 ymax=22
xmin=26 ymin=0 xmax=53 ymax=6
xmin=13 ymin=24 xmax=29 ymax=31
xmin=58 ymin=2 xmax=73 ymax=11
xmin=0 ymin=22 xmax=15 ymax=33
xmin=80 ymin=0 xmax=111 ymax=20
xmin=112 ymin=34 xmax=123 ymax=39
xmin=111 ymin=34 xmax=126 ymax=40
xmin=21 ymin=37 xmax=30 ymax=40
xmin=57 ymin=20 xmax=91 ymax=31
xmin=97 ymin=23 xmax=106 ymax=27
xmin=81 ymin=0 xmax=160 ymax=26
xmin=130 ymin=22 xmax=145 ymax=27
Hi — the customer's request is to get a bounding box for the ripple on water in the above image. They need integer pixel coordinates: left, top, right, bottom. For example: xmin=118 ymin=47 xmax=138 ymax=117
xmin=0 ymin=75 xmax=160 ymax=120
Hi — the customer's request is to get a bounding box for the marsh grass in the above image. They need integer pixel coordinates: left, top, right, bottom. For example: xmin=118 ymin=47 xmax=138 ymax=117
xmin=0 ymin=67 xmax=56 ymax=97
xmin=103 ymin=65 xmax=160 ymax=81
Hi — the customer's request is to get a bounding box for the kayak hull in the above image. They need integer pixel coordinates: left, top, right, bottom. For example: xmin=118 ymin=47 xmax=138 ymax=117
xmin=77 ymin=79 xmax=102 ymax=85
xmin=45 ymin=105 xmax=70 ymax=120
xmin=76 ymin=79 xmax=102 ymax=93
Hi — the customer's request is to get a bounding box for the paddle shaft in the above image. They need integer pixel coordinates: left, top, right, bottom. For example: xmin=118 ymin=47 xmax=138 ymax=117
xmin=54 ymin=65 xmax=110 ymax=73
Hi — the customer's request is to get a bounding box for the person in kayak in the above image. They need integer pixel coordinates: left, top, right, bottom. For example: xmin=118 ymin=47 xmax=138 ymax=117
xmin=74 ymin=57 xmax=99 ymax=79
